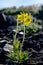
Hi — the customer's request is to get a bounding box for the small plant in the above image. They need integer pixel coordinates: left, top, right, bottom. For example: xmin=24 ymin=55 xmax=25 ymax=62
xmin=9 ymin=38 xmax=29 ymax=64
xmin=7 ymin=12 xmax=32 ymax=64
xmin=26 ymin=23 xmax=42 ymax=34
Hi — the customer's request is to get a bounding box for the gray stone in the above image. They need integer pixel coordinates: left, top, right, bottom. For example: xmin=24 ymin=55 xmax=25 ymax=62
xmin=3 ymin=44 xmax=13 ymax=52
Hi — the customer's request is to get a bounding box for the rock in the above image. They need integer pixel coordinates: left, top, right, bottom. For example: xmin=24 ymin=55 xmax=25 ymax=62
xmin=39 ymin=34 xmax=43 ymax=39
xmin=0 ymin=12 xmax=17 ymax=37
xmin=31 ymin=48 xmax=38 ymax=53
xmin=0 ymin=13 xmax=8 ymax=29
xmin=6 ymin=16 xmax=17 ymax=31
xmin=39 ymin=50 xmax=43 ymax=53
xmin=3 ymin=44 xmax=13 ymax=53
xmin=32 ymin=42 xmax=41 ymax=51
xmin=0 ymin=13 xmax=16 ymax=30
xmin=0 ymin=40 xmax=6 ymax=48
xmin=31 ymin=34 xmax=40 ymax=41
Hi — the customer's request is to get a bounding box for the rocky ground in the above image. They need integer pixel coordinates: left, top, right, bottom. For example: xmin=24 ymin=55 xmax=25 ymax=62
xmin=23 ymin=30 xmax=43 ymax=64
xmin=0 ymin=30 xmax=43 ymax=64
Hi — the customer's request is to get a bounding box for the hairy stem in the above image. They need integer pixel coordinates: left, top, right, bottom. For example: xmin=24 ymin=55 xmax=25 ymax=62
xmin=22 ymin=25 xmax=25 ymax=47
xmin=14 ymin=21 xmax=18 ymax=43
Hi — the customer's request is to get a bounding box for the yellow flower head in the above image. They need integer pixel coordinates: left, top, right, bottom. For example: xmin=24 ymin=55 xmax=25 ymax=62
xmin=24 ymin=16 xmax=32 ymax=26
xmin=17 ymin=15 xmax=23 ymax=22
xmin=17 ymin=12 xmax=33 ymax=26
xmin=17 ymin=12 xmax=24 ymax=22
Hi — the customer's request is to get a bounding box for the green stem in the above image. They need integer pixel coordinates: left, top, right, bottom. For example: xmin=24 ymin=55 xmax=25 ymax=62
xmin=22 ymin=25 xmax=25 ymax=46
xmin=16 ymin=20 xmax=18 ymax=36
xmin=19 ymin=25 xmax=25 ymax=52
xmin=14 ymin=21 xmax=18 ymax=43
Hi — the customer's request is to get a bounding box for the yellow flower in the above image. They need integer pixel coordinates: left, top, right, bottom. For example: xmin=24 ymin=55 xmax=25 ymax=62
xmin=24 ymin=16 xmax=32 ymax=26
xmin=17 ymin=15 xmax=22 ymax=22
xmin=17 ymin=12 xmax=28 ymax=22
xmin=17 ymin=14 xmax=24 ymax=22
xmin=17 ymin=12 xmax=32 ymax=26
xmin=24 ymin=13 xmax=29 ymax=18
xmin=24 ymin=21 xmax=31 ymax=26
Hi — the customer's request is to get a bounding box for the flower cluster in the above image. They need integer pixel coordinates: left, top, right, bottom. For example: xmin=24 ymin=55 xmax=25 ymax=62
xmin=17 ymin=12 xmax=32 ymax=26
